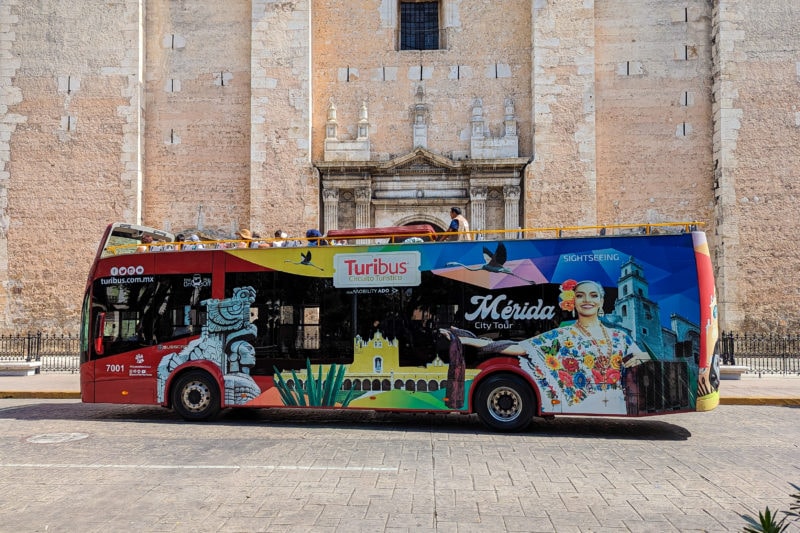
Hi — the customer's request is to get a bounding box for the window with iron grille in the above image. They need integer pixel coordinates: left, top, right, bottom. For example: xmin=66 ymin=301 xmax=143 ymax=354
xmin=400 ymin=2 xmax=440 ymax=50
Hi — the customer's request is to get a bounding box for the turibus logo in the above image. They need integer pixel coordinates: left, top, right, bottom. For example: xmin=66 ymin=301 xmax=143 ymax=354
xmin=110 ymin=265 xmax=145 ymax=276
xmin=333 ymin=252 xmax=421 ymax=288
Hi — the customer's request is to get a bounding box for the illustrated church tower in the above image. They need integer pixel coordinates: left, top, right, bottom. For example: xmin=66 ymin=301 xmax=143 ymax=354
xmin=614 ymin=257 xmax=665 ymax=356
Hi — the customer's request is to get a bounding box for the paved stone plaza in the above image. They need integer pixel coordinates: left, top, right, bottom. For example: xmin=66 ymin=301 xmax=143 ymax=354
xmin=0 ymin=399 xmax=798 ymax=532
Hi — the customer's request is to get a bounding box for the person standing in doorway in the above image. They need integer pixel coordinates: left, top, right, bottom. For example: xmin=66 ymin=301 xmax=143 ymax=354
xmin=441 ymin=207 xmax=471 ymax=241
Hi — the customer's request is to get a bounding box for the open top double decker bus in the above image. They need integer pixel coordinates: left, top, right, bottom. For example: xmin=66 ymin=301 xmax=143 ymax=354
xmin=80 ymin=222 xmax=720 ymax=431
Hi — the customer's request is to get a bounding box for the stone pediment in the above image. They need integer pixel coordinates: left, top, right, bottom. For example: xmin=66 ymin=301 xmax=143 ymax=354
xmin=316 ymin=147 xmax=527 ymax=178
xmin=378 ymin=148 xmax=459 ymax=175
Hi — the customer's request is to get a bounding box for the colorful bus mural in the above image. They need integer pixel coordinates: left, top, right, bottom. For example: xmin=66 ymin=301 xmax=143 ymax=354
xmin=81 ymin=223 xmax=719 ymax=431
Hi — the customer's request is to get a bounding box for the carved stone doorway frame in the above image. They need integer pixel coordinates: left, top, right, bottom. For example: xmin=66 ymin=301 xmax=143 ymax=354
xmin=316 ymin=148 xmax=527 ymax=238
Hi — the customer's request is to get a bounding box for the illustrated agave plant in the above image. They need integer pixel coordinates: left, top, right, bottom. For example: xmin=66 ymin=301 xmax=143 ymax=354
xmin=273 ymin=358 xmax=355 ymax=407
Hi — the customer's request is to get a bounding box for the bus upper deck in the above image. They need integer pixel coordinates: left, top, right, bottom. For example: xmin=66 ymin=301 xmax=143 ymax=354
xmin=99 ymin=222 xmax=702 ymax=257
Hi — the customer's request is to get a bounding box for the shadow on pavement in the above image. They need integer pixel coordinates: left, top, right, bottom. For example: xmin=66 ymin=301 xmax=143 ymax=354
xmin=0 ymin=400 xmax=691 ymax=440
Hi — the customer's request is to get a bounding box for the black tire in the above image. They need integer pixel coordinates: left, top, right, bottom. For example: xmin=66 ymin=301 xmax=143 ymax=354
xmin=474 ymin=374 xmax=535 ymax=432
xmin=171 ymin=370 xmax=221 ymax=421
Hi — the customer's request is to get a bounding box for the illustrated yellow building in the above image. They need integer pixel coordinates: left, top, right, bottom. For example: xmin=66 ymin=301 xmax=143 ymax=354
xmin=281 ymin=331 xmax=479 ymax=393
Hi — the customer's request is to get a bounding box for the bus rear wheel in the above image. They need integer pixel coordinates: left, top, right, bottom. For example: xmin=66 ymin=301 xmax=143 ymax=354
xmin=171 ymin=370 xmax=221 ymax=421
xmin=474 ymin=374 xmax=535 ymax=432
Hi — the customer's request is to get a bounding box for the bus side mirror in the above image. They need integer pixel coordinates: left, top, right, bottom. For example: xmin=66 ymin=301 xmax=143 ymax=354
xmin=94 ymin=312 xmax=106 ymax=355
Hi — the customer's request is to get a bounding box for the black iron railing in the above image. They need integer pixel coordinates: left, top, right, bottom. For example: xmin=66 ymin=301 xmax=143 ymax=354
xmin=1 ymin=331 xmax=800 ymax=375
xmin=718 ymin=332 xmax=800 ymax=375
xmin=0 ymin=332 xmax=80 ymax=373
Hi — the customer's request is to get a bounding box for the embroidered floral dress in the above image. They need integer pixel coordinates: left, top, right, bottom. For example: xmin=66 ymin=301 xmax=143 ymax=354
xmin=518 ymin=324 xmax=645 ymax=415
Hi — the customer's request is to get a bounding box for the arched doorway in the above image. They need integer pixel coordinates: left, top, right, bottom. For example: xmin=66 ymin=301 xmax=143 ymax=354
xmin=403 ymin=219 xmax=445 ymax=233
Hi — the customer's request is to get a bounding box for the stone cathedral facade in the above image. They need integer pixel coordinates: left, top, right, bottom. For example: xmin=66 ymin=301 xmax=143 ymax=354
xmin=1 ymin=0 xmax=799 ymax=333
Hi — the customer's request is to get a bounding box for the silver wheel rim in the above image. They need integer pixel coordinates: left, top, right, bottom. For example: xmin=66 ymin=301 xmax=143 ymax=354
xmin=486 ymin=386 xmax=522 ymax=423
xmin=181 ymin=380 xmax=212 ymax=413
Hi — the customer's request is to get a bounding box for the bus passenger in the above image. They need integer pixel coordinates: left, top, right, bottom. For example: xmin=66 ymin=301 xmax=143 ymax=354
xmin=184 ymin=234 xmax=204 ymax=250
xmin=272 ymin=230 xmax=288 ymax=247
xmin=136 ymin=234 xmax=153 ymax=253
xmin=236 ymin=229 xmax=253 ymax=248
xmin=164 ymin=233 xmax=184 ymax=251
xmin=306 ymin=229 xmax=327 ymax=246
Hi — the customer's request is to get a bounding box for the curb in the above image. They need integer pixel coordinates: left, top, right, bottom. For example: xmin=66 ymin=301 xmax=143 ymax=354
xmin=720 ymin=398 xmax=800 ymax=407
xmin=0 ymin=392 xmax=81 ymax=399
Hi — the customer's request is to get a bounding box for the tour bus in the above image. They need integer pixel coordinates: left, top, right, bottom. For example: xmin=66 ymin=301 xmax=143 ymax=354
xmin=80 ymin=222 xmax=720 ymax=431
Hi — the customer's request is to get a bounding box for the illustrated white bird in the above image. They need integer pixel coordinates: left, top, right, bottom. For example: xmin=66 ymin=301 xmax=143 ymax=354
xmin=446 ymin=242 xmax=536 ymax=284
xmin=285 ymin=250 xmax=323 ymax=271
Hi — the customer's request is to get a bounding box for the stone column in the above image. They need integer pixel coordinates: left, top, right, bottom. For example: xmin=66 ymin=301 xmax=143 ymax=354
xmin=323 ymin=188 xmax=339 ymax=232
xmin=711 ymin=0 xmax=743 ymax=329
xmin=251 ymin=0 xmax=317 ymax=234
xmin=503 ymin=185 xmax=521 ymax=237
xmin=469 ymin=187 xmax=487 ymax=235
xmin=355 ymin=187 xmax=371 ymax=229
xmin=529 ymin=0 xmax=596 ymax=227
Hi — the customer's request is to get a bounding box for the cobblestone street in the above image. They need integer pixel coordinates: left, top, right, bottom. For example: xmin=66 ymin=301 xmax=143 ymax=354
xmin=1 ymin=400 xmax=798 ymax=532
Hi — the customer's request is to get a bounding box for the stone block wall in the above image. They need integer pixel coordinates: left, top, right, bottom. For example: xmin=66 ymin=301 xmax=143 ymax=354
xmin=712 ymin=0 xmax=800 ymax=331
xmin=250 ymin=0 xmax=318 ymax=237
xmin=594 ymin=0 xmax=714 ymax=227
xmin=2 ymin=0 xmax=800 ymax=333
xmin=144 ymin=0 xmax=253 ymax=236
xmin=1 ymin=0 xmax=140 ymax=332
xmin=527 ymin=0 xmax=598 ymax=228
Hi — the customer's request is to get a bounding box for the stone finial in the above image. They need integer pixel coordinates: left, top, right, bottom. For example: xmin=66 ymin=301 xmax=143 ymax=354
xmin=470 ymin=97 xmax=518 ymax=158
xmin=326 ymin=100 xmax=338 ymax=140
xmin=415 ymin=85 xmax=425 ymax=103
xmin=471 ymin=98 xmax=485 ymax=138
xmin=504 ymin=98 xmax=515 ymax=120
xmin=413 ymin=86 xmax=428 ymax=148
xmin=323 ymin=100 xmax=370 ymax=161
xmin=504 ymin=97 xmax=517 ymax=137
xmin=327 ymin=99 xmax=337 ymax=121
xmin=472 ymin=98 xmax=484 ymax=120
xmin=357 ymin=101 xmax=369 ymax=140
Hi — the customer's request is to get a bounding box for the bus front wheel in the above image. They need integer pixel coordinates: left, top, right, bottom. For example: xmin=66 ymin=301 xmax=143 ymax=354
xmin=171 ymin=370 xmax=221 ymax=421
xmin=474 ymin=374 xmax=535 ymax=432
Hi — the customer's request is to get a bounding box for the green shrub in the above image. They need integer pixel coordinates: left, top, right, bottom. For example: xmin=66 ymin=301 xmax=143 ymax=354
xmin=742 ymin=483 xmax=800 ymax=533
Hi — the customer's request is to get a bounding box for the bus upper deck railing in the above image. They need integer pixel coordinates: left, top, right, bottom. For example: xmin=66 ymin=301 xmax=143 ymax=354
xmin=103 ymin=221 xmax=704 ymax=256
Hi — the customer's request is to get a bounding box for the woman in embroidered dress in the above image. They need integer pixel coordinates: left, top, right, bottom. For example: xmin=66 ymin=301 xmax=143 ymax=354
xmin=514 ymin=280 xmax=650 ymax=414
xmin=452 ymin=280 xmax=650 ymax=415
